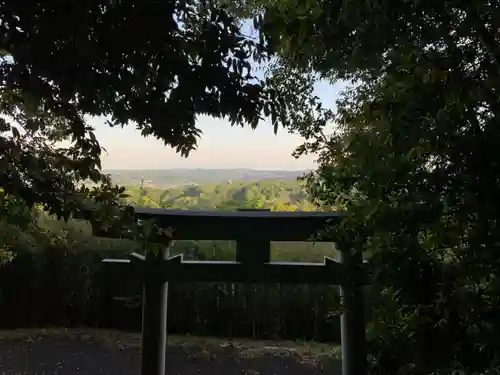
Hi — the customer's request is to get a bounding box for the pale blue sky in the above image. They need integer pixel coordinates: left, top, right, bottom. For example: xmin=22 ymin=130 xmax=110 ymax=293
xmin=91 ymin=20 xmax=343 ymax=170
xmin=93 ymin=79 xmax=343 ymax=170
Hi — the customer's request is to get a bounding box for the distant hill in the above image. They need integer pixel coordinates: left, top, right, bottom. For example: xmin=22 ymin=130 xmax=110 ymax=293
xmin=104 ymin=169 xmax=308 ymax=188
xmin=123 ymin=178 xmax=314 ymax=211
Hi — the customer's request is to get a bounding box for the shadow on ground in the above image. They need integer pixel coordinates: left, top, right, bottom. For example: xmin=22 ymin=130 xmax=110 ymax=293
xmin=0 ymin=333 xmax=342 ymax=375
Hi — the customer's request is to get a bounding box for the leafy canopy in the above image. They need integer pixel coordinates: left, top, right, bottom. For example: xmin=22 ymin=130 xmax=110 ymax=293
xmin=246 ymin=0 xmax=500 ymax=374
xmin=0 ymin=0 xmax=286 ymax=218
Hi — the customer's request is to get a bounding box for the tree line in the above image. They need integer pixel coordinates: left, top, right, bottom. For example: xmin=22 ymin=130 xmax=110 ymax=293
xmin=124 ymin=179 xmax=316 ymax=211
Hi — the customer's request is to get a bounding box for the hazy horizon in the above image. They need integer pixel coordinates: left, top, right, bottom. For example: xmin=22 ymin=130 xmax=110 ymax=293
xmin=103 ymin=167 xmax=311 ymax=171
xmin=94 ymin=78 xmax=344 ymax=171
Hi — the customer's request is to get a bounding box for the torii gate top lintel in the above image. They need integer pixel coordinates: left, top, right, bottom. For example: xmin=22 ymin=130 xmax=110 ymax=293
xmin=128 ymin=207 xmax=343 ymax=242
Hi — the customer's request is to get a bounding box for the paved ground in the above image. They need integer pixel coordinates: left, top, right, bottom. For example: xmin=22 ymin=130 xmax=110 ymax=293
xmin=0 ymin=329 xmax=342 ymax=375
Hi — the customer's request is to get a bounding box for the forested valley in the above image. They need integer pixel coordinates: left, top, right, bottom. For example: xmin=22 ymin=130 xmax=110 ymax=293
xmin=124 ymin=177 xmax=315 ymax=211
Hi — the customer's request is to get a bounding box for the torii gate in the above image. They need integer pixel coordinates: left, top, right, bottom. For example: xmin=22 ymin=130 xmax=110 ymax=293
xmin=95 ymin=208 xmax=368 ymax=375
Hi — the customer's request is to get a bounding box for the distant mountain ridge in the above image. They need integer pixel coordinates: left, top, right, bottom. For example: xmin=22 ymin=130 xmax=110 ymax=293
xmin=104 ymin=168 xmax=309 ymax=188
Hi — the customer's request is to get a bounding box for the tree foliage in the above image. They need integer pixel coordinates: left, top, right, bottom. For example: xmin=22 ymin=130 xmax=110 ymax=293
xmin=0 ymin=0 xmax=283 ymax=219
xmin=248 ymin=0 xmax=500 ymax=374
xmin=122 ymin=179 xmax=313 ymax=211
